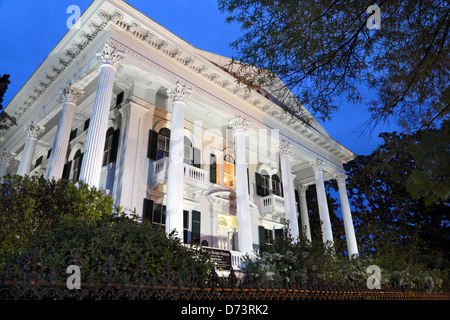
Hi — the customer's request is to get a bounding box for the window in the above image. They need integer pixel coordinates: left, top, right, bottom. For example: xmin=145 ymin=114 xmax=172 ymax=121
xmin=103 ymin=128 xmax=114 ymax=166
xmin=210 ymin=154 xmax=217 ymax=184
xmin=115 ymin=91 xmax=124 ymax=107
xmin=102 ymin=127 xmax=120 ymax=166
xmin=143 ymin=199 xmax=167 ymax=230
xmin=69 ymin=129 xmax=78 ymax=142
xmin=72 ymin=150 xmax=83 ymax=181
xmin=157 ymin=128 xmax=170 ymax=160
xmin=272 ymin=174 xmax=283 ymax=197
xmin=34 ymin=155 xmax=43 ymax=169
xmin=223 ymin=154 xmax=235 ymax=189
xmin=84 ymin=118 xmax=90 ymax=131
xmin=261 ymin=170 xmax=270 ymax=197
xmin=259 ymin=226 xmax=284 ymax=252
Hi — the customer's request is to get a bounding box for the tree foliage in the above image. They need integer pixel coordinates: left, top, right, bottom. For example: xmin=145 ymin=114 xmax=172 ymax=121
xmin=245 ymin=130 xmax=449 ymax=289
xmin=0 ymin=73 xmax=16 ymax=131
xmin=343 ymin=131 xmax=449 ymax=268
xmin=0 ymin=175 xmax=117 ymax=263
xmin=406 ymin=119 xmax=450 ymax=205
xmin=218 ymin=0 xmax=449 ymax=131
xmin=1 ymin=175 xmax=213 ymax=282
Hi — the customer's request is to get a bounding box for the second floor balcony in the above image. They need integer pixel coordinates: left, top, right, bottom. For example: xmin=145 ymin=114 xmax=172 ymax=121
xmin=259 ymin=194 xmax=285 ymax=221
xmin=151 ymin=157 xmax=209 ymax=191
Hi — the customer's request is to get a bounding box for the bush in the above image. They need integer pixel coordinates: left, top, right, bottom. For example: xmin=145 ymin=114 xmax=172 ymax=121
xmin=5 ymin=213 xmax=214 ymax=284
xmin=242 ymin=224 xmax=448 ymax=291
xmin=0 ymin=175 xmax=116 ymax=264
xmin=1 ymin=175 xmax=214 ymax=283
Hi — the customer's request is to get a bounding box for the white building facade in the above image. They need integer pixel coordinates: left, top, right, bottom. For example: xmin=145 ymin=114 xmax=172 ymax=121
xmin=0 ymin=0 xmax=358 ymax=263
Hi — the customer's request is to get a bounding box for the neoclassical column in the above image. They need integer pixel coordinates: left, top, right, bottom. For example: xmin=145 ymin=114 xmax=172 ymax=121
xmin=17 ymin=123 xmax=45 ymax=176
xmin=0 ymin=150 xmax=15 ymax=178
xmin=335 ymin=173 xmax=359 ymax=258
xmin=279 ymin=140 xmax=300 ymax=242
xmin=228 ymin=116 xmax=253 ymax=254
xmin=310 ymin=159 xmax=334 ymax=247
xmin=45 ymin=85 xmax=84 ymax=180
xmin=297 ymin=184 xmax=312 ymax=243
xmin=79 ymin=41 xmax=124 ymax=188
xmin=165 ymin=82 xmax=191 ymax=240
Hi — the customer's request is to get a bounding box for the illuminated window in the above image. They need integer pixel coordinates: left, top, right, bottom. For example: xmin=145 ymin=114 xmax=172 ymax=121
xmin=223 ymin=154 xmax=235 ymax=189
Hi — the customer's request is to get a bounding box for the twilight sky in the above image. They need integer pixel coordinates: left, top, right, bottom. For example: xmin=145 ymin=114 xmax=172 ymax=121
xmin=0 ymin=0 xmax=398 ymax=156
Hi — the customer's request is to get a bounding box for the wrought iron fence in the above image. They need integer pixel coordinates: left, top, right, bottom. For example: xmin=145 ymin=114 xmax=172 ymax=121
xmin=1 ymin=251 xmax=448 ymax=300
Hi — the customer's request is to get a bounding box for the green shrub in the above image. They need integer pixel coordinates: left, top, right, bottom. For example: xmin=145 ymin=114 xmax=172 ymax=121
xmin=0 ymin=175 xmax=115 ymax=264
xmin=242 ymin=224 xmax=448 ymax=291
xmin=5 ymin=213 xmax=213 ymax=283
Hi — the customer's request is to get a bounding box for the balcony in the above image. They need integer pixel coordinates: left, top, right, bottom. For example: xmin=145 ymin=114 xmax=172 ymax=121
xmin=259 ymin=194 xmax=285 ymax=221
xmin=151 ymin=157 xmax=209 ymax=190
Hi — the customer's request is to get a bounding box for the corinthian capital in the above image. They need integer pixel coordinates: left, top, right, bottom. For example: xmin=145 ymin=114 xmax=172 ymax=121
xmin=63 ymin=85 xmax=85 ymax=105
xmin=97 ymin=41 xmax=125 ymax=68
xmin=310 ymin=159 xmax=324 ymax=174
xmin=24 ymin=122 xmax=45 ymax=139
xmin=228 ymin=116 xmax=248 ymax=132
xmin=0 ymin=150 xmax=16 ymax=164
xmin=334 ymin=173 xmax=348 ymax=184
xmin=169 ymin=82 xmax=191 ymax=103
xmin=279 ymin=140 xmax=292 ymax=156
xmin=297 ymin=184 xmax=308 ymax=194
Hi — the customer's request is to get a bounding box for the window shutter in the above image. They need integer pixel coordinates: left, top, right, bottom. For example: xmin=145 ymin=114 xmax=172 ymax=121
xmin=110 ymin=129 xmax=121 ymax=162
xmin=193 ymin=147 xmax=201 ymax=168
xmin=191 ymin=210 xmax=201 ymax=244
xmin=255 ymin=172 xmax=263 ymax=196
xmin=259 ymin=226 xmax=266 ymax=251
xmin=209 ymin=154 xmax=217 ymax=184
xmin=147 ymin=130 xmax=158 ymax=160
xmin=62 ymin=161 xmax=72 ymax=180
xmin=75 ymin=153 xmax=84 ymax=181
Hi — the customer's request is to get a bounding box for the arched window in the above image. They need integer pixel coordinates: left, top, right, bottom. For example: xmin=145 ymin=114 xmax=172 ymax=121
xmin=260 ymin=170 xmax=270 ymax=197
xmin=272 ymin=174 xmax=282 ymax=197
xmin=223 ymin=154 xmax=235 ymax=189
xmin=157 ymin=128 xmax=170 ymax=160
xmin=103 ymin=127 xmax=115 ymax=166
xmin=72 ymin=150 xmax=82 ymax=181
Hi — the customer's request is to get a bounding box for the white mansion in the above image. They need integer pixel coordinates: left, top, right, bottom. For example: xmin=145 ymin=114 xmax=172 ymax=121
xmin=0 ymin=0 xmax=358 ymax=263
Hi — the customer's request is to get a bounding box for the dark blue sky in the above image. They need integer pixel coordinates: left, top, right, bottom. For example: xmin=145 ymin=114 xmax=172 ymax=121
xmin=0 ymin=0 xmax=398 ymax=156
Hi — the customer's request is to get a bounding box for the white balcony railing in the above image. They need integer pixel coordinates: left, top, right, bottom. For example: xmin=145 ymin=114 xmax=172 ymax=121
xmin=151 ymin=157 xmax=209 ymax=189
xmin=259 ymin=194 xmax=285 ymax=216
xmin=183 ymin=164 xmax=209 ymax=185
